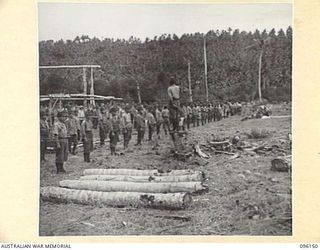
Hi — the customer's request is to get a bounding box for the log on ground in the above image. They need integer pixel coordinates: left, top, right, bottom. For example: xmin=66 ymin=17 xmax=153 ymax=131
xmin=60 ymin=180 xmax=208 ymax=194
xmin=80 ymin=172 xmax=204 ymax=182
xmin=40 ymin=186 xmax=192 ymax=210
xmin=83 ymin=168 xmax=203 ymax=177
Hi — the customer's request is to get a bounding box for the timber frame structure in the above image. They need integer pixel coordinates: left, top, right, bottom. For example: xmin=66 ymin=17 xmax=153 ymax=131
xmin=39 ymin=64 xmax=101 ymax=107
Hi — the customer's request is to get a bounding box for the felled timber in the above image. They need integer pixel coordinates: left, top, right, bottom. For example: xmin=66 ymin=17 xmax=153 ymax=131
xmin=271 ymin=156 xmax=292 ymax=172
xmin=60 ymin=180 xmax=208 ymax=194
xmin=209 ymin=140 xmax=231 ymax=146
xmin=83 ymin=168 xmax=203 ymax=176
xmin=40 ymin=187 xmax=192 ymax=210
xmin=80 ymin=172 xmax=204 ymax=182
xmin=194 ymin=144 xmax=210 ymax=158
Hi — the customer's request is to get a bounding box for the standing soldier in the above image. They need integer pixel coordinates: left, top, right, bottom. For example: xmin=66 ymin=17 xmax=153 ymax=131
xmin=98 ymin=108 xmax=109 ymax=146
xmin=81 ymin=111 xmax=94 ymax=162
xmin=40 ymin=111 xmax=49 ymax=162
xmin=161 ymin=106 xmax=170 ymax=135
xmin=109 ymin=107 xmax=121 ymax=155
xmin=66 ymin=110 xmax=79 ymax=155
xmin=186 ymin=104 xmax=192 ymax=129
xmin=155 ymin=105 xmax=163 ymax=139
xmin=167 ymin=77 xmax=180 ymax=131
xmin=122 ymin=105 xmax=133 ymax=149
xmin=52 ymin=111 xmax=69 ymax=173
xmin=78 ymin=106 xmax=85 ymax=125
xmin=196 ymin=103 xmax=201 ymax=126
xmin=146 ymin=107 xmax=157 ymax=141
xmin=134 ymin=106 xmax=146 ymax=146
xmin=181 ymin=104 xmax=188 ymax=131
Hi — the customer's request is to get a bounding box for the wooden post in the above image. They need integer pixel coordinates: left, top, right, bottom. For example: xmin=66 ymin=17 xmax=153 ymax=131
xmin=49 ymin=97 xmax=53 ymax=125
xmin=83 ymin=67 xmax=87 ymax=107
xmin=188 ymin=61 xmax=193 ymax=103
xmin=90 ymin=67 xmax=95 ymax=106
xmin=203 ymin=37 xmax=209 ymax=102
xmin=258 ymin=49 xmax=263 ymax=102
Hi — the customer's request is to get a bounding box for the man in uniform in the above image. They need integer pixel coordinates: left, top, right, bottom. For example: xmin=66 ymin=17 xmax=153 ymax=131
xmin=134 ymin=106 xmax=146 ymax=146
xmin=108 ymin=107 xmax=121 ymax=155
xmin=98 ymin=108 xmax=109 ymax=146
xmin=66 ymin=110 xmax=79 ymax=155
xmin=40 ymin=111 xmax=49 ymax=162
xmin=52 ymin=111 xmax=69 ymax=173
xmin=155 ymin=105 xmax=163 ymax=139
xmin=81 ymin=111 xmax=94 ymax=162
xmin=167 ymin=77 xmax=180 ymax=131
xmin=162 ymin=106 xmax=170 ymax=135
xmin=122 ymin=105 xmax=133 ymax=149
xmin=146 ymin=106 xmax=157 ymax=141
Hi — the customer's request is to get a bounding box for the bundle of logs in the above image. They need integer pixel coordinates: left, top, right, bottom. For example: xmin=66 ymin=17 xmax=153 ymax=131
xmin=41 ymin=168 xmax=208 ymax=210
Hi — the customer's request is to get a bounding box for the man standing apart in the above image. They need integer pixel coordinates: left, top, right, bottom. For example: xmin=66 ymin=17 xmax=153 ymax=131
xmin=167 ymin=77 xmax=180 ymax=131
xmin=52 ymin=111 xmax=69 ymax=173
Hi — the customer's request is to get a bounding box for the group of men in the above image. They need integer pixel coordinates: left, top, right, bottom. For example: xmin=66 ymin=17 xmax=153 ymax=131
xmin=40 ymin=78 xmax=242 ymax=174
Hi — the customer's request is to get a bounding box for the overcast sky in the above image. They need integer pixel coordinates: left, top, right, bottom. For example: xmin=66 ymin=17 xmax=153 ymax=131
xmin=38 ymin=3 xmax=292 ymax=41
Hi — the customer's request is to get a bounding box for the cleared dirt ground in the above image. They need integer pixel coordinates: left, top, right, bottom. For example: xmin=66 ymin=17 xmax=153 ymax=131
xmin=39 ymin=103 xmax=292 ymax=236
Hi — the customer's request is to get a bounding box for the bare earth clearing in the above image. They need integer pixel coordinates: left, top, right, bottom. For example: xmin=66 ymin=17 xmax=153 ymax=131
xmin=39 ymin=104 xmax=292 ymax=236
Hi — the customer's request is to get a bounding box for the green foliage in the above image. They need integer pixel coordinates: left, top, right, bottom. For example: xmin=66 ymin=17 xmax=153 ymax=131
xmin=39 ymin=27 xmax=292 ymax=102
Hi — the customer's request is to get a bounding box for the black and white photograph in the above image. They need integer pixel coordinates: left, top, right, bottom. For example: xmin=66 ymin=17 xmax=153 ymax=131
xmin=38 ymin=3 xmax=292 ymax=236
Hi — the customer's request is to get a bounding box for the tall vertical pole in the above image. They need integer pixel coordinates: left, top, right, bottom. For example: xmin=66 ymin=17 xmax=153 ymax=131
xmin=90 ymin=67 xmax=95 ymax=106
xmin=258 ymin=49 xmax=263 ymax=102
xmin=188 ymin=61 xmax=193 ymax=103
xmin=83 ymin=67 xmax=87 ymax=107
xmin=203 ymin=36 xmax=209 ymax=102
xmin=136 ymin=80 xmax=142 ymax=104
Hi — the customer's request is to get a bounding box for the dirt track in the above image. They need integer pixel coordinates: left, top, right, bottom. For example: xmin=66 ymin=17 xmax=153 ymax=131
xmin=39 ymin=104 xmax=292 ymax=236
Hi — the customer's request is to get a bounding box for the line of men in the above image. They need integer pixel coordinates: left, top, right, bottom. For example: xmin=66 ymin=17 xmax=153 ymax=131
xmin=40 ymin=99 xmax=241 ymax=174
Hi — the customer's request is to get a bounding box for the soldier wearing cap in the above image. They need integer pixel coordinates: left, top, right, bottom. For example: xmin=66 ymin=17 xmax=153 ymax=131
xmin=65 ymin=110 xmax=80 ymax=155
xmin=51 ymin=111 xmax=68 ymax=173
xmin=81 ymin=111 xmax=94 ymax=162
xmin=122 ymin=105 xmax=133 ymax=149
xmin=167 ymin=77 xmax=181 ymax=131
xmin=108 ymin=106 xmax=121 ymax=155
xmin=134 ymin=106 xmax=146 ymax=146
xmin=98 ymin=108 xmax=109 ymax=146
xmin=40 ymin=110 xmax=49 ymax=162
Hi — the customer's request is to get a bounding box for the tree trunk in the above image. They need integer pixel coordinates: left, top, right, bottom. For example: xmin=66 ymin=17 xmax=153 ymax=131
xmin=188 ymin=61 xmax=193 ymax=102
xmin=83 ymin=168 xmax=203 ymax=177
xmin=80 ymin=173 xmax=204 ymax=182
xmin=41 ymin=187 xmax=192 ymax=210
xmin=83 ymin=67 xmax=87 ymax=107
xmin=258 ymin=49 xmax=263 ymax=102
xmin=203 ymin=37 xmax=209 ymax=102
xmin=59 ymin=180 xmax=208 ymax=194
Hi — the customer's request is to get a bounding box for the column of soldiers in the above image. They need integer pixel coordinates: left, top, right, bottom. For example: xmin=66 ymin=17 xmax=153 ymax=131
xmin=40 ymin=98 xmax=242 ymax=174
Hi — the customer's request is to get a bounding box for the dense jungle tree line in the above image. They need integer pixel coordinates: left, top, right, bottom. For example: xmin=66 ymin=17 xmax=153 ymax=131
xmin=39 ymin=27 xmax=292 ymax=103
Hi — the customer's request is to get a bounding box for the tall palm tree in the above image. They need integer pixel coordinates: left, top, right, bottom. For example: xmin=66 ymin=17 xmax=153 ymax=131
xmin=244 ymin=37 xmax=271 ymax=102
